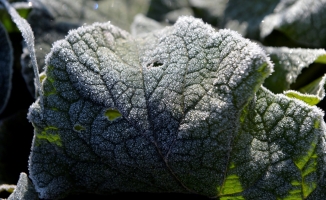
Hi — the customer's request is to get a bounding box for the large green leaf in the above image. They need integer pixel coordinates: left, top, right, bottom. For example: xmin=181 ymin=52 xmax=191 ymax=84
xmin=296 ymin=74 xmax=326 ymax=105
xmin=27 ymin=16 xmax=273 ymax=199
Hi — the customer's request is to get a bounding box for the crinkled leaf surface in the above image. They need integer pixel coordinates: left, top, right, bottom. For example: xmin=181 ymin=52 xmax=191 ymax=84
xmin=0 ymin=22 xmax=12 ymax=114
xmin=28 ymin=16 xmax=273 ymax=199
xmin=261 ymin=0 xmax=326 ymax=48
xmin=263 ymin=47 xmax=326 ymax=94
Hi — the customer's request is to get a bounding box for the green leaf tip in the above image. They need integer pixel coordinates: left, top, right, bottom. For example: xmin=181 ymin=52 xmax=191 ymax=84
xmin=314 ymin=54 xmax=326 ymax=64
xmin=0 ymin=184 xmax=15 ymax=193
xmin=104 ymin=108 xmax=122 ymax=121
xmin=298 ymin=74 xmax=326 ymax=103
xmin=284 ymin=90 xmax=321 ymax=106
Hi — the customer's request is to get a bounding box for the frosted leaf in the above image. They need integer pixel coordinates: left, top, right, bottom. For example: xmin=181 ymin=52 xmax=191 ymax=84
xmin=0 ymin=0 xmax=41 ymax=99
xmin=7 ymin=173 xmax=38 ymax=200
xmin=25 ymin=14 xmax=326 ymax=200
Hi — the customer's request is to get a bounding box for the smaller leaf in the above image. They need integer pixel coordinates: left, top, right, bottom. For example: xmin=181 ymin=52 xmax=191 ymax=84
xmin=284 ymin=73 xmax=326 ymax=106
xmin=0 ymin=0 xmax=41 ymax=100
xmin=284 ymin=90 xmax=321 ymax=106
xmin=0 ymin=184 xmax=15 ymax=193
xmin=7 ymin=173 xmax=38 ymax=200
xmin=315 ymin=54 xmax=326 ymax=64
xmin=0 ymin=2 xmax=31 ymax=33
xmin=263 ymin=47 xmax=326 ymax=94
xmin=299 ymin=74 xmax=326 ymax=102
